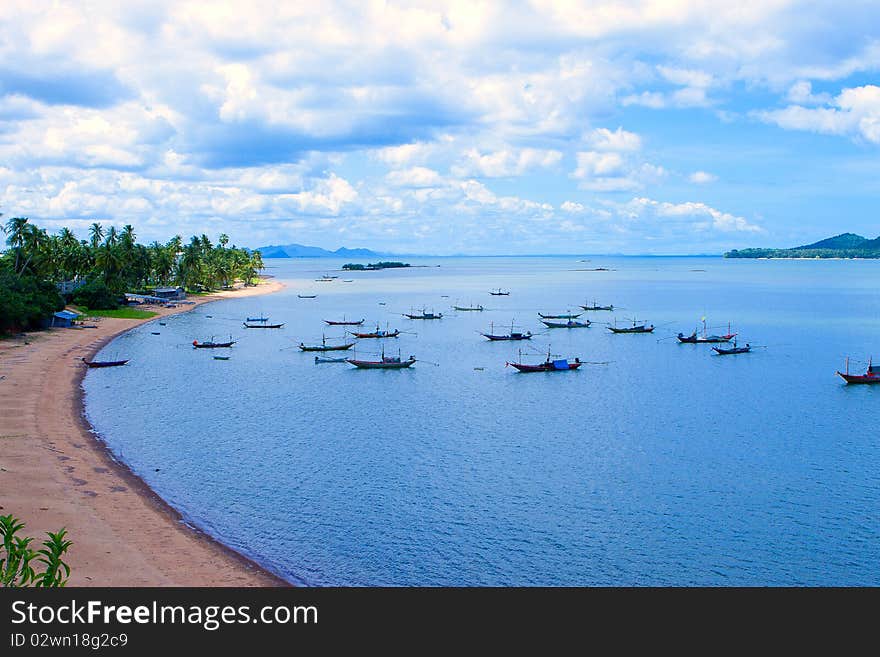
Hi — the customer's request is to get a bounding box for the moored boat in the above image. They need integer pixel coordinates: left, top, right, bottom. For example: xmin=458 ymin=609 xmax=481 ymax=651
xmin=192 ymin=337 xmax=236 ymax=348
xmin=538 ymin=312 xmax=583 ymax=319
xmin=506 ymin=348 xmax=582 ymax=373
xmin=541 ymin=319 xmax=590 ymax=328
xmin=489 ymin=289 xmax=510 ymax=296
xmin=297 ymin=294 xmax=317 ymax=299
xmin=351 ymin=326 xmax=400 ymax=339
xmin=243 ymin=322 xmax=285 ymax=328
xmin=608 ymin=319 xmax=654 ymax=334
xmin=712 ymin=340 xmax=751 ymax=355
xmin=404 ymin=309 xmax=442 ymax=319
xmin=298 ymin=335 xmax=355 ymax=351
xmin=347 ymin=349 xmax=416 ymax=369
xmin=324 ymin=318 xmax=365 ymax=326
xmin=81 ymin=357 xmax=129 ymax=368
xmin=580 ymin=301 xmax=614 ymax=311
xmin=453 ymin=304 xmax=484 ymax=311
xmin=678 ymin=319 xmax=736 ymax=344
xmin=314 ymin=355 xmax=348 ymax=363
xmin=480 ymin=321 xmax=532 ymax=341
xmin=836 ymin=357 xmax=880 ymax=383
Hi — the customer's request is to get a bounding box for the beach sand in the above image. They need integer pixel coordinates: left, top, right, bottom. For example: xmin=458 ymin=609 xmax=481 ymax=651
xmin=0 ymin=280 xmax=288 ymax=586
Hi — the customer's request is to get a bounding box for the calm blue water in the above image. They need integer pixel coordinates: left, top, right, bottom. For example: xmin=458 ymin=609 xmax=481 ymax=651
xmin=83 ymin=256 xmax=880 ymax=585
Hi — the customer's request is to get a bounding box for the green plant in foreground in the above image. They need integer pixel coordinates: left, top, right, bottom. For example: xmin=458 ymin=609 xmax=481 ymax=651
xmin=0 ymin=514 xmax=72 ymax=587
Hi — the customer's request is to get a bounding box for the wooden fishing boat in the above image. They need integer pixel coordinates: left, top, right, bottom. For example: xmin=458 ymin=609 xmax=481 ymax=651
xmin=837 ymin=357 xmax=880 ymax=384
xmin=678 ymin=320 xmax=735 ymax=344
xmin=580 ymin=301 xmax=614 ymax=311
xmin=453 ymin=304 xmax=484 ymax=311
xmin=712 ymin=341 xmax=751 ymax=355
xmin=351 ymin=327 xmax=400 ymax=339
xmin=404 ymin=309 xmax=443 ymax=319
xmin=298 ymin=336 xmax=355 ymax=351
xmin=324 ymin=318 xmax=365 ymax=326
xmin=192 ymin=338 xmax=236 ymax=348
xmin=243 ymin=322 xmax=284 ymax=329
xmin=541 ymin=319 xmax=591 ymax=328
xmin=297 ymin=294 xmax=317 ymax=299
xmin=480 ymin=321 xmax=532 ymax=341
xmin=81 ymin=357 xmax=129 ymax=368
xmin=347 ymin=348 xmax=416 ymax=369
xmin=489 ymin=289 xmax=510 ymax=296
xmin=540 ymin=312 xmax=584 ymax=321
xmin=314 ymin=355 xmax=348 ymax=363
xmin=506 ymin=349 xmax=581 ymax=373
xmin=608 ymin=319 xmax=654 ymax=334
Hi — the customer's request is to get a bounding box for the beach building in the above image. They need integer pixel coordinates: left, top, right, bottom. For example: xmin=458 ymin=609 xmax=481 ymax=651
xmin=152 ymin=286 xmax=186 ymax=301
xmin=51 ymin=310 xmax=80 ymax=328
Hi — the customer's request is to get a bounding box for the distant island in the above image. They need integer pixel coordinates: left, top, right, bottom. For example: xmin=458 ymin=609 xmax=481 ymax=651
xmin=256 ymin=243 xmax=383 ymax=258
xmin=725 ymin=233 xmax=880 ymax=259
xmin=342 ymin=261 xmax=410 ymax=270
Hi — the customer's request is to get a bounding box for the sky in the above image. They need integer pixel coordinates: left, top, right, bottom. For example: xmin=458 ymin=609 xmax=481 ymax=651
xmin=1 ymin=1 xmax=879 ymax=255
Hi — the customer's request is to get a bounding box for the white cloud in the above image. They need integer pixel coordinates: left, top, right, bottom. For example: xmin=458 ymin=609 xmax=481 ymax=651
xmin=689 ymin=171 xmax=717 ymax=184
xmin=560 ymin=201 xmax=585 ymax=213
xmin=452 ymin=147 xmax=563 ymax=178
xmin=617 ymin=197 xmax=762 ymax=233
xmin=585 ymin=127 xmax=642 ymax=152
xmin=385 ymin=166 xmax=443 ymax=188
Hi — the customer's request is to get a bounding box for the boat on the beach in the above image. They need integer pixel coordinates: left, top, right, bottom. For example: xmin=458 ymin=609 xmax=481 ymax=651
xmin=453 ymin=304 xmax=484 ymax=311
xmin=678 ymin=319 xmax=736 ymax=344
xmin=608 ymin=319 xmax=654 ymax=334
xmin=837 ymin=357 xmax=880 ymax=384
xmin=314 ymin=355 xmax=348 ymax=363
xmin=506 ymin=348 xmax=582 ymax=373
xmin=347 ymin=349 xmax=416 ymax=369
xmin=351 ymin=326 xmax=400 ymax=339
xmin=243 ymin=322 xmax=285 ymax=329
xmin=404 ymin=309 xmax=443 ymax=320
xmin=712 ymin=341 xmax=751 ymax=355
xmin=192 ymin=337 xmax=236 ymax=348
xmin=324 ymin=318 xmax=365 ymax=326
xmin=480 ymin=321 xmax=532 ymax=341
xmin=81 ymin=357 xmax=129 ymax=368
xmin=489 ymin=289 xmax=510 ymax=296
xmin=539 ymin=312 xmax=583 ymax=320
xmin=541 ymin=319 xmax=590 ymax=328
xmin=298 ymin=335 xmax=355 ymax=352
xmin=580 ymin=301 xmax=614 ymax=311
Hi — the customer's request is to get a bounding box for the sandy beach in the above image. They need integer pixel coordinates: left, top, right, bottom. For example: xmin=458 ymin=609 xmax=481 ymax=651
xmin=0 ymin=279 xmax=288 ymax=586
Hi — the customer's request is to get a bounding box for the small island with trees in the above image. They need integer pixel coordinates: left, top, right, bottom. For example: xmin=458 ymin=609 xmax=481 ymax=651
xmin=342 ymin=261 xmax=411 ymax=270
xmin=725 ymin=233 xmax=880 ymax=259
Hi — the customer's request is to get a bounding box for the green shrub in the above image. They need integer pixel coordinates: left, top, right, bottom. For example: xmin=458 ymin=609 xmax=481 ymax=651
xmin=71 ymin=279 xmax=120 ymax=310
xmin=0 ymin=514 xmax=72 ymax=588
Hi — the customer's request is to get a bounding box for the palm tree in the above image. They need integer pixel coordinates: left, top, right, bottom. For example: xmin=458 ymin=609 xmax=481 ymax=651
xmin=89 ymin=223 xmax=104 ymax=249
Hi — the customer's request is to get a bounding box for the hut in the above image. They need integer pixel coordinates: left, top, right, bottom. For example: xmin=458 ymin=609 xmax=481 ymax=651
xmin=51 ymin=310 xmax=80 ymax=328
xmin=152 ymin=286 xmax=186 ymax=301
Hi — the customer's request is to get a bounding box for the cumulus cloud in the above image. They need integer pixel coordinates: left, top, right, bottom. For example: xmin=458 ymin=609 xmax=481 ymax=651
xmin=689 ymin=171 xmax=717 ymax=184
xmin=585 ymin=127 xmax=642 ymax=152
xmin=451 ymin=147 xmax=563 ymax=178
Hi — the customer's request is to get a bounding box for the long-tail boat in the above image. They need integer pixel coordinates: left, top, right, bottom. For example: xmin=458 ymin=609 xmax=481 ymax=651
xmin=608 ymin=319 xmax=654 ymax=334
xmin=297 ymin=294 xmax=317 ymax=299
xmin=580 ymin=301 xmax=614 ymax=311
xmin=314 ymin=355 xmax=348 ymax=363
xmin=347 ymin=348 xmax=416 ymax=369
xmin=480 ymin=321 xmax=532 ymax=341
xmin=192 ymin=337 xmax=236 ymax=348
xmin=81 ymin=357 xmax=129 ymax=368
xmin=324 ymin=318 xmax=365 ymax=326
xmin=678 ymin=319 xmax=735 ymax=344
xmin=298 ymin=335 xmax=355 ymax=352
xmin=351 ymin=326 xmax=400 ymax=339
xmin=489 ymin=289 xmax=510 ymax=296
xmin=712 ymin=341 xmax=751 ymax=355
xmin=538 ymin=312 xmax=583 ymax=319
xmin=506 ymin=348 xmax=582 ymax=373
xmin=404 ymin=309 xmax=443 ymax=319
xmin=453 ymin=304 xmax=484 ymax=311
xmin=541 ymin=319 xmax=590 ymax=329
xmin=837 ymin=357 xmax=880 ymax=384
xmin=243 ymin=322 xmax=285 ymax=329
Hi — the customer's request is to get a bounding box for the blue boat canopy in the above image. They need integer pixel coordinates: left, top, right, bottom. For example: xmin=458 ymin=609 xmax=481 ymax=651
xmin=552 ymin=359 xmax=569 ymax=370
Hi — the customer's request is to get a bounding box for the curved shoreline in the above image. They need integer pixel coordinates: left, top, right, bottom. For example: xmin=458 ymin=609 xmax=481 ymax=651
xmin=0 ymin=279 xmax=290 ymax=586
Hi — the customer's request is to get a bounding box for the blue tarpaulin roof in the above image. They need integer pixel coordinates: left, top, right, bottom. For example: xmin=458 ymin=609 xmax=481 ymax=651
xmin=54 ymin=310 xmax=80 ymax=319
xmin=552 ymin=359 xmax=569 ymax=370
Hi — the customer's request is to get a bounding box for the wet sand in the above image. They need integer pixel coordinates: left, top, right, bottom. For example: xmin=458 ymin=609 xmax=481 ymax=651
xmin=0 ymin=280 xmax=289 ymax=586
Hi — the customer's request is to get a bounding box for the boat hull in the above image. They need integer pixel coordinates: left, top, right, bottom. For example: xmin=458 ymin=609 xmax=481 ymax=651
xmin=352 ymin=331 xmax=399 ymax=338
xmin=243 ymin=323 xmax=284 ymax=328
xmin=508 ymin=361 xmax=582 ymax=372
xmin=481 ymin=333 xmax=531 ymax=341
xmin=193 ymin=341 xmax=235 ymax=348
xmin=712 ymin=347 xmax=751 ymax=355
xmin=346 ymin=358 xmax=416 ymax=369
xmin=541 ymin=320 xmax=590 ymax=328
xmin=83 ymin=359 xmax=129 ymax=368
xmin=324 ymin=319 xmax=365 ymax=326
xmin=608 ymin=326 xmax=653 ymax=333
xmin=299 ymin=343 xmax=355 ymax=352
xmin=837 ymin=372 xmax=880 ymax=384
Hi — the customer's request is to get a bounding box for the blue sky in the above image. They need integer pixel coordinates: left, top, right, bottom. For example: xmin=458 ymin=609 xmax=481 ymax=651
xmin=1 ymin=1 xmax=879 ymax=254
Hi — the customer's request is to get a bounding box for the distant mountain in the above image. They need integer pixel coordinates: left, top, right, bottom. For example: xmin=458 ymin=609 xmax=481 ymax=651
xmin=725 ymin=233 xmax=880 ymax=259
xmin=256 ymin=243 xmax=383 ymax=258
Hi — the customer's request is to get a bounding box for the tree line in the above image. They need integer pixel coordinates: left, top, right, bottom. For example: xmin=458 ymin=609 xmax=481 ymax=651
xmin=1 ymin=216 xmax=264 ymax=331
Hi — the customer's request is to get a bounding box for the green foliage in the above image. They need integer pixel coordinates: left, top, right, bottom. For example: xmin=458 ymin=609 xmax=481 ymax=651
xmin=71 ymin=279 xmax=120 ymax=310
xmin=0 ymin=514 xmax=71 ymax=588
xmin=0 ymin=266 xmax=64 ymax=332
xmin=343 ymin=261 xmax=410 ymax=270
xmin=725 ymin=233 xmax=880 ymax=258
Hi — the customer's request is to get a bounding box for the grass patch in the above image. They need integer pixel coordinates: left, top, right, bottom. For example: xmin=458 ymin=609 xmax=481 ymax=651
xmin=76 ymin=307 xmax=158 ymax=319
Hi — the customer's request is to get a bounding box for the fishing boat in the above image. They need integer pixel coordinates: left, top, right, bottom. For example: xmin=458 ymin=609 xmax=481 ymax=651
xmin=608 ymin=319 xmax=654 ymax=334
xmin=324 ymin=318 xmax=365 ymax=326
xmin=453 ymin=304 xmax=484 ymax=311
xmin=404 ymin=309 xmax=443 ymax=320
xmin=246 ymin=315 xmax=268 ymax=322
xmin=712 ymin=341 xmax=751 ymax=355
xmin=192 ymin=337 xmax=236 ymax=348
xmin=538 ymin=312 xmax=583 ymax=319
xmin=298 ymin=294 xmax=317 ymax=299
xmin=489 ymin=289 xmax=510 ymax=296
xmin=322 ymin=274 xmax=339 ymax=279
xmin=480 ymin=321 xmax=532 ymax=341
xmin=81 ymin=357 xmax=129 ymax=368
xmin=678 ymin=319 xmax=736 ymax=344
xmin=351 ymin=326 xmax=400 ymax=339
xmin=580 ymin=301 xmax=614 ymax=311
xmin=541 ymin=319 xmax=591 ymax=328
xmin=314 ymin=355 xmax=348 ymax=363
xmin=837 ymin=357 xmax=880 ymax=384
xmin=298 ymin=335 xmax=355 ymax=352
xmin=243 ymin=322 xmax=285 ymax=329
xmin=347 ymin=347 xmax=416 ymax=369
xmin=506 ymin=348 xmax=581 ymax=373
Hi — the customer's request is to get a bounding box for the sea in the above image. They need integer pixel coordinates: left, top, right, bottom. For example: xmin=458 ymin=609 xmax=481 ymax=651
xmin=82 ymin=256 xmax=880 ymax=585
